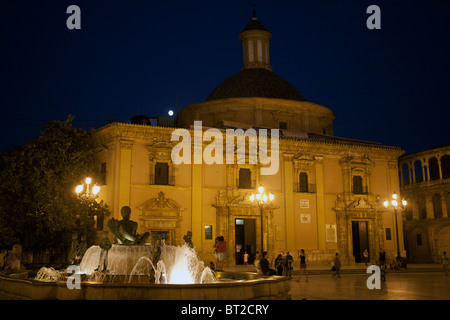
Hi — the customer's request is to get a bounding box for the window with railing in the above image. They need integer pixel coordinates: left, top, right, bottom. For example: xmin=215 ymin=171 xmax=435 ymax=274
xmin=352 ymin=175 xmax=368 ymax=194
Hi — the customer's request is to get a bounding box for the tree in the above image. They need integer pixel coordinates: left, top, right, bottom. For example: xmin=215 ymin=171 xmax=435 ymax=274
xmin=0 ymin=115 xmax=110 ymax=255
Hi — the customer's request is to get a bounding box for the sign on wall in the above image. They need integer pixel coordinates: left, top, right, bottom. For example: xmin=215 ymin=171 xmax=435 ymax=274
xmin=300 ymin=199 xmax=309 ymax=208
xmin=300 ymin=214 xmax=311 ymax=223
xmin=326 ymin=224 xmax=337 ymax=243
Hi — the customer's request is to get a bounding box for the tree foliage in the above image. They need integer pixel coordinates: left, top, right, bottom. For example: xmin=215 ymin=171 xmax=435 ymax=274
xmin=0 ymin=115 xmax=110 ymax=252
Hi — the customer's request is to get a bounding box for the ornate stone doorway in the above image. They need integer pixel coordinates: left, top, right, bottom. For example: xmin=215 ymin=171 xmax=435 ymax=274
xmin=138 ymin=191 xmax=184 ymax=246
xmin=334 ymin=197 xmax=384 ymax=264
xmin=213 ymin=190 xmax=277 ymax=266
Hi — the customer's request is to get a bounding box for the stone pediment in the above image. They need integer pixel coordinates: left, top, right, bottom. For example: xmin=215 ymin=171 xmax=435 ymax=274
xmin=138 ymin=192 xmax=184 ymax=220
xmin=347 ymin=197 xmax=374 ymax=209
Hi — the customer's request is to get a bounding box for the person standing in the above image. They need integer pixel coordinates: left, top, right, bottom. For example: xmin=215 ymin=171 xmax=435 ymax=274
xmin=275 ymin=254 xmax=284 ymax=276
xmin=297 ymin=249 xmax=308 ymax=282
xmin=243 ymin=252 xmax=249 ymax=266
xmin=254 ymin=253 xmax=263 ymax=274
xmin=442 ymin=251 xmax=449 ymax=277
xmin=285 ymin=251 xmax=293 ymax=279
xmin=0 ymin=249 xmax=6 ymax=271
xmin=363 ymin=249 xmax=369 ymax=266
xmin=379 ymin=250 xmax=386 ymax=267
xmin=215 ymin=236 xmax=227 ymax=271
xmin=332 ymin=252 xmax=341 ymax=278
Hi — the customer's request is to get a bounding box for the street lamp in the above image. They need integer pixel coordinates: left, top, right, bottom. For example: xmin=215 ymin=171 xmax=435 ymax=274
xmin=383 ymin=191 xmax=407 ymax=260
xmin=250 ymin=186 xmax=274 ymax=254
xmin=75 ymin=177 xmax=101 ymax=229
xmin=75 ymin=177 xmax=100 ymax=203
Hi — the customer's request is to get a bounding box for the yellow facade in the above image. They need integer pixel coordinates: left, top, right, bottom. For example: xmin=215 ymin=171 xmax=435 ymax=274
xmin=92 ymin=14 xmax=405 ymax=267
xmin=93 ymin=122 xmax=404 ymax=266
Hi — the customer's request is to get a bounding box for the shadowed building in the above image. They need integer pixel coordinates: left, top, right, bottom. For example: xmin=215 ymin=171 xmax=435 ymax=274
xmin=93 ymin=13 xmax=405 ymax=266
xmin=399 ymin=144 xmax=450 ymax=263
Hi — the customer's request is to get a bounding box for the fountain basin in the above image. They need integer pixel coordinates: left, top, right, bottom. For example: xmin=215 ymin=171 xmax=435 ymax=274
xmin=0 ymin=272 xmax=291 ymax=300
xmin=79 ymin=245 xmax=154 ymax=275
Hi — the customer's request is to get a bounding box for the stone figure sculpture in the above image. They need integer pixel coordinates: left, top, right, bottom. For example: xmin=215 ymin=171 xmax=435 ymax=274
xmin=96 ymin=231 xmax=112 ymax=271
xmin=77 ymin=235 xmax=87 ymax=264
xmin=69 ymin=233 xmax=79 ymax=264
xmin=183 ymin=231 xmax=193 ymax=248
xmin=108 ymin=206 xmax=150 ymax=245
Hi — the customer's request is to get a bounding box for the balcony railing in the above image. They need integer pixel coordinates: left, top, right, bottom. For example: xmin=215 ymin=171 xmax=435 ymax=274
xmin=295 ymin=183 xmax=316 ymax=193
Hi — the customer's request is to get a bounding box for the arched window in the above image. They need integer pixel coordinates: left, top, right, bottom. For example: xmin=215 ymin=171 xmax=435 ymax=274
xmin=433 ymin=194 xmax=443 ymax=218
xmin=429 ymin=157 xmax=440 ymax=180
xmin=414 ymin=160 xmax=423 ymax=183
xmin=441 ymin=155 xmax=450 ymax=179
xmin=402 ymin=163 xmax=410 ymax=185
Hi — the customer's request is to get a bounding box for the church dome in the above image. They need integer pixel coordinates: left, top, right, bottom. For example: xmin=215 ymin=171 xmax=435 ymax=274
xmin=206 ymin=68 xmax=307 ymax=102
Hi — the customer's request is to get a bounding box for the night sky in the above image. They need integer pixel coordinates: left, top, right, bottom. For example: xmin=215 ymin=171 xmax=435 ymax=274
xmin=1 ymin=0 xmax=449 ymax=155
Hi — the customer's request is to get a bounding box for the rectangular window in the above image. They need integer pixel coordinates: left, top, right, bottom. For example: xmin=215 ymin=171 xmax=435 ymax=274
xmin=353 ymin=175 xmax=364 ymax=194
xmin=385 ymin=228 xmax=392 ymax=241
xmin=204 ymin=225 xmax=213 ymax=240
xmin=279 ymin=121 xmax=287 ymax=130
xmin=155 ymin=162 xmax=169 ymax=185
xmin=100 ymin=162 xmax=107 ymax=185
xmin=238 ymin=168 xmax=252 ymax=189
xmin=299 ymin=172 xmax=309 ymax=192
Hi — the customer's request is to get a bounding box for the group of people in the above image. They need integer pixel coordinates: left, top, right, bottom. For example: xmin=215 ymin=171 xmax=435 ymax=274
xmin=0 ymin=249 xmax=21 ymax=273
xmin=212 ymin=240 xmax=450 ymax=280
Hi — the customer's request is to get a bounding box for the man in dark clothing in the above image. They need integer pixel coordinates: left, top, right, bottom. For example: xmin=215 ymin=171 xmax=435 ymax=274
xmin=260 ymin=252 xmax=276 ymax=276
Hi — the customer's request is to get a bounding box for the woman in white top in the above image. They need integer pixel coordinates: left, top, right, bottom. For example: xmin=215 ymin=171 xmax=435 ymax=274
xmin=254 ymin=253 xmax=263 ymax=274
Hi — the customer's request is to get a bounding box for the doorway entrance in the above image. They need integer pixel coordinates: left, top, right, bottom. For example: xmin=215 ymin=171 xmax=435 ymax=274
xmin=235 ymin=218 xmax=256 ymax=265
xmin=352 ymin=221 xmax=369 ymax=263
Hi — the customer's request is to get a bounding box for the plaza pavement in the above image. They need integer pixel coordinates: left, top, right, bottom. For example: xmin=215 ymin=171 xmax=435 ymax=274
xmin=223 ymin=263 xmax=450 ymax=300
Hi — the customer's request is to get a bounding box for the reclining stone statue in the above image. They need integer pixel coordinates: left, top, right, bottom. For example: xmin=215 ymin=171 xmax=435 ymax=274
xmin=108 ymin=206 xmax=150 ymax=245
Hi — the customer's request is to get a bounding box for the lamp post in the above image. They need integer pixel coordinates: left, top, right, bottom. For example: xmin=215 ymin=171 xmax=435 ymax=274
xmin=383 ymin=191 xmax=407 ymax=260
xmin=250 ymin=186 xmax=274 ymax=254
xmin=75 ymin=177 xmax=101 ymax=228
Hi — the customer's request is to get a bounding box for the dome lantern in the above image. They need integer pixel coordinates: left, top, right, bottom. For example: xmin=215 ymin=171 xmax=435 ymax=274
xmin=238 ymin=7 xmax=273 ymax=71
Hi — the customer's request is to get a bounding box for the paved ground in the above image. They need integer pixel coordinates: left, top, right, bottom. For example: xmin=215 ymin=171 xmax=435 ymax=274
xmin=225 ymin=263 xmax=450 ymax=300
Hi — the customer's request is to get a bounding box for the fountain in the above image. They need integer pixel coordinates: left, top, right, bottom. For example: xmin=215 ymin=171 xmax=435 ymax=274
xmin=0 ymin=206 xmax=291 ymax=299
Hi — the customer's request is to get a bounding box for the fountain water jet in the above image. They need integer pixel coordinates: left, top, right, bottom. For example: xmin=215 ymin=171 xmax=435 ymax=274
xmin=128 ymin=256 xmax=156 ymax=283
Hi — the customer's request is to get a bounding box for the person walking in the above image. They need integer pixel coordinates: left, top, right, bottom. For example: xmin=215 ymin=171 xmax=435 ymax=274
xmin=297 ymin=249 xmax=308 ymax=282
xmin=332 ymin=252 xmax=341 ymax=278
xmin=442 ymin=251 xmax=449 ymax=277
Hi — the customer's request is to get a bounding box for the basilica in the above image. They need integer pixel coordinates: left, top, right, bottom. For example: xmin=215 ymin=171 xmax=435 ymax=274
xmin=93 ymin=13 xmax=405 ymax=266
